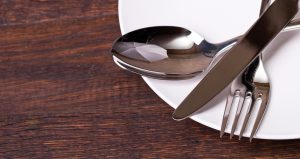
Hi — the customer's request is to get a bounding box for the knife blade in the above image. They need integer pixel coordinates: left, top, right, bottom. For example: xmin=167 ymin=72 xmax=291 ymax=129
xmin=173 ymin=0 xmax=299 ymax=120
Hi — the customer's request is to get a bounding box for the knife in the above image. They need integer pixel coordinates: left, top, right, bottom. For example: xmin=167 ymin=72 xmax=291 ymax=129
xmin=173 ymin=0 xmax=299 ymax=120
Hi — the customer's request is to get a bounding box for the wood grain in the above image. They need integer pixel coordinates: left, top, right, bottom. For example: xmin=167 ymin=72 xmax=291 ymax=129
xmin=0 ymin=0 xmax=300 ymax=158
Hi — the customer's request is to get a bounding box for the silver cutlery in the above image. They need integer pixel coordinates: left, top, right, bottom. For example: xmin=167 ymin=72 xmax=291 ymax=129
xmin=111 ymin=17 xmax=300 ymax=80
xmin=220 ymin=0 xmax=271 ymax=141
xmin=172 ymin=0 xmax=299 ymax=121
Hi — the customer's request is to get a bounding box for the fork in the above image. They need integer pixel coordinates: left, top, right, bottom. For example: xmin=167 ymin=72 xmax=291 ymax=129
xmin=220 ymin=0 xmax=271 ymax=141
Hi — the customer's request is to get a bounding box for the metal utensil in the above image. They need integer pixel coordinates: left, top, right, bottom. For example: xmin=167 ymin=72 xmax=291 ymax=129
xmin=220 ymin=0 xmax=271 ymax=141
xmin=172 ymin=0 xmax=299 ymax=120
xmin=111 ymin=19 xmax=300 ymax=80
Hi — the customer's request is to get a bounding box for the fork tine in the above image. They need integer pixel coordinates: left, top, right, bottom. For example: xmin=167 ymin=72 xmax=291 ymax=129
xmin=249 ymin=92 xmax=269 ymax=142
xmin=230 ymin=91 xmax=247 ymax=139
xmin=238 ymin=92 xmax=253 ymax=140
xmin=220 ymin=90 xmax=240 ymax=138
xmin=221 ymin=90 xmax=243 ymax=138
xmin=220 ymin=93 xmax=233 ymax=138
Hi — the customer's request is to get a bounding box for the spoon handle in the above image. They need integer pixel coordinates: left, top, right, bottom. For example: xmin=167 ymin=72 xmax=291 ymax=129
xmin=285 ymin=18 xmax=300 ymax=32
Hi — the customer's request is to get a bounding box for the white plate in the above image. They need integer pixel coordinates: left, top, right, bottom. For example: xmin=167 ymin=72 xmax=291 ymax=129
xmin=119 ymin=0 xmax=300 ymax=139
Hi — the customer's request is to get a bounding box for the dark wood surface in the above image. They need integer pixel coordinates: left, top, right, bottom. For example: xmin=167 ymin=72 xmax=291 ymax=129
xmin=1 ymin=0 xmax=300 ymax=158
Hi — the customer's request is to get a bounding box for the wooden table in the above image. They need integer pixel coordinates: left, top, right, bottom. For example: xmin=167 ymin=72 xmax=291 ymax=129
xmin=1 ymin=1 xmax=300 ymax=158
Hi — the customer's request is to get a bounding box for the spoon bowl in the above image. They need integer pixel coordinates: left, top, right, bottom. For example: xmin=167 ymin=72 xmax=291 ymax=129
xmin=111 ymin=26 xmax=235 ymax=79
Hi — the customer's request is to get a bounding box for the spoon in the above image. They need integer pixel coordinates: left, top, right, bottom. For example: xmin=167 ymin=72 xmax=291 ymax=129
xmin=111 ymin=19 xmax=300 ymax=79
